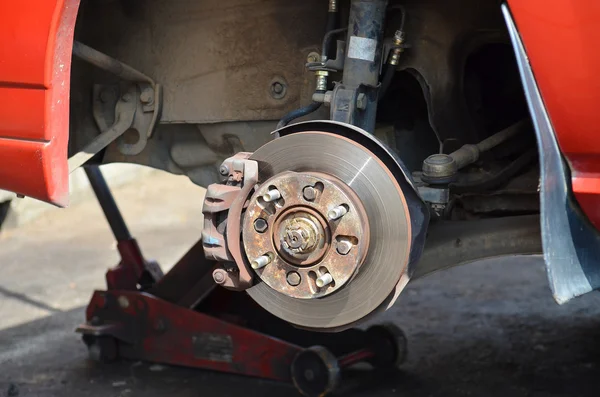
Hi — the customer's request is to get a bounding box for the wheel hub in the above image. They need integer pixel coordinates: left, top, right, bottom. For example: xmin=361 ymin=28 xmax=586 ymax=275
xmin=204 ymin=126 xmax=425 ymax=331
xmin=242 ymin=171 xmax=370 ymax=300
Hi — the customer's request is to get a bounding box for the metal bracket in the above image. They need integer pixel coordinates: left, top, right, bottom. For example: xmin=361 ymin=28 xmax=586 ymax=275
xmin=70 ymin=42 xmax=163 ymax=171
xmin=68 ymin=85 xmax=138 ymax=172
xmin=202 ymin=153 xmax=258 ymax=291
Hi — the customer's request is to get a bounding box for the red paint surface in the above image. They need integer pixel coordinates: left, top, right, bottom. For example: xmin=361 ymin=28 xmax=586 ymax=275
xmin=0 ymin=0 xmax=80 ymax=206
xmin=509 ymin=1 xmax=600 ymax=228
xmin=84 ymin=290 xmax=301 ymax=381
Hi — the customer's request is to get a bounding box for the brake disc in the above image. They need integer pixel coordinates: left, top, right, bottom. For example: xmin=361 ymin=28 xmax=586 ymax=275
xmin=245 ymin=131 xmax=413 ymax=330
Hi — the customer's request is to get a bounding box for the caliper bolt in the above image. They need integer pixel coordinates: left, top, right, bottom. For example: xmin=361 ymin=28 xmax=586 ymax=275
xmin=263 ymin=189 xmax=281 ymax=202
xmin=316 ymin=273 xmax=333 ymax=288
xmin=336 ymin=239 xmax=353 ymax=255
xmin=140 ymin=88 xmax=154 ymax=104
xmin=251 ymin=254 xmax=271 ymax=269
xmin=286 ymin=271 xmax=301 ymax=286
xmin=213 ymin=269 xmax=227 ymax=284
xmin=328 ymin=205 xmax=348 ymax=220
xmin=219 ymin=164 xmax=230 ymax=176
xmin=303 ymin=186 xmax=317 ymax=201
xmin=356 ymin=93 xmax=367 ymax=110
xmin=254 ymin=218 xmax=268 ymax=233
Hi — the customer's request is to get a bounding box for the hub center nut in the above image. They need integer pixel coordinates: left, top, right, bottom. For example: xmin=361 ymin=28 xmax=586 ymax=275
xmin=275 ymin=210 xmax=329 ymax=265
xmin=280 ymin=216 xmax=320 ymax=254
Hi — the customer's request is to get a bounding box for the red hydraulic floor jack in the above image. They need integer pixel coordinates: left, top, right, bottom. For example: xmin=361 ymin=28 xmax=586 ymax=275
xmin=77 ymin=166 xmax=407 ymax=397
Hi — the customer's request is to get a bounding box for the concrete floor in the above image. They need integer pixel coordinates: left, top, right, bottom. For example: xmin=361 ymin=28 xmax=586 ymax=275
xmin=1 ymin=170 xmax=600 ymax=396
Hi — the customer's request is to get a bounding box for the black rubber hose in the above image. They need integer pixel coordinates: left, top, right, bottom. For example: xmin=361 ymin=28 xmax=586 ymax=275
xmin=326 ymin=10 xmax=337 ymax=34
xmin=378 ymin=64 xmax=396 ymax=100
xmin=379 ymin=5 xmax=408 ymax=99
xmin=276 ymin=100 xmax=323 ymax=131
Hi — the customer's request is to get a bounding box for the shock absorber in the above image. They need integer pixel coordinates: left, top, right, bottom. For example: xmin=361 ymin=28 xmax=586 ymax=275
xmin=330 ymin=0 xmax=388 ymax=133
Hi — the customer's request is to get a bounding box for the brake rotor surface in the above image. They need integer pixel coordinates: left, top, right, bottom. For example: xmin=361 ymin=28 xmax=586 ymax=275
xmin=246 ymin=131 xmax=412 ymax=330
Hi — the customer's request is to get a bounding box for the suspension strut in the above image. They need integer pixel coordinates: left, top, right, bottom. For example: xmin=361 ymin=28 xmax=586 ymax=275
xmin=330 ymin=0 xmax=388 ymax=133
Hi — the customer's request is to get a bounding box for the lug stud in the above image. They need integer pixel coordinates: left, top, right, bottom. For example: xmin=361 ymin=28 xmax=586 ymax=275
xmin=251 ymin=254 xmax=271 ymax=269
xmin=316 ymin=273 xmax=333 ymax=288
xmin=328 ymin=205 xmax=347 ymax=220
xmin=263 ymin=189 xmax=281 ymax=202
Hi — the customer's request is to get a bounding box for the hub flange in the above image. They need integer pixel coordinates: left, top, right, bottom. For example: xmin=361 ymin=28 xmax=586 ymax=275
xmin=242 ymin=171 xmax=370 ymax=299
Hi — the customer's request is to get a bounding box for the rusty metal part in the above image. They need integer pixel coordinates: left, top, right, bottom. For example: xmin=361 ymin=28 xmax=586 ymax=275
xmin=201 ymin=184 xmax=238 ymax=262
xmin=274 ymin=207 xmax=329 ymax=266
xmin=243 ymin=171 xmax=369 ymax=300
xmin=202 ymin=152 xmax=258 ymax=290
xmin=72 ymin=42 xmax=162 ymax=156
xmin=388 ymin=30 xmax=405 ymax=66
xmin=246 ymin=131 xmax=413 ymax=330
xmin=68 ymin=85 xmax=138 ymax=172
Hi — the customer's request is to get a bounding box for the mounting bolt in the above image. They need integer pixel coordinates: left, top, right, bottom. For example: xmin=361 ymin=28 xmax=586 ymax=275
xmin=213 ymin=269 xmax=227 ymax=285
xmin=307 ymin=52 xmax=320 ymax=63
xmin=263 ymin=189 xmax=281 ymax=202
xmin=219 ymin=164 xmax=230 ymax=176
xmin=251 ymin=254 xmax=272 ymax=269
xmin=328 ymin=205 xmax=348 ymax=220
xmin=254 ymin=218 xmax=268 ymax=233
xmin=99 ymin=88 xmax=114 ymax=103
xmin=303 ymin=186 xmax=317 ymax=201
xmin=140 ymin=88 xmax=154 ymax=104
xmin=286 ymin=271 xmax=301 ymax=286
xmin=316 ymin=273 xmax=333 ymax=288
xmin=336 ymin=239 xmax=353 ymax=255
xmin=118 ymin=295 xmax=130 ymax=309
xmin=356 ymin=93 xmax=367 ymax=110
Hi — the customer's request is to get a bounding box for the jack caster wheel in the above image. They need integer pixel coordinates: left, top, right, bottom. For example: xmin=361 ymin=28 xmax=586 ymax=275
xmin=292 ymin=346 xmax=340 ymax=397
xmin=365 ymin=323 xmax=408 ymax=369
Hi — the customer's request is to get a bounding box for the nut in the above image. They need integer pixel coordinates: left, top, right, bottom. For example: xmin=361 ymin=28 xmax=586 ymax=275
xmin=286 ymin=271 xmax=301 ymax=286
xmin=336 ymin=239 xmax=353 ymax=255
xmin=254 ymin=218 xmax=268 ymax=233
xmin=140 ymin=88 xmax=154 ymax=104
xmin=307 ymin=52 xmax=321 ymax=63
xmin=270 ymin=80 xmax=287 ymax=99
xmin=356 ymin=93 xmax=367 ymax=110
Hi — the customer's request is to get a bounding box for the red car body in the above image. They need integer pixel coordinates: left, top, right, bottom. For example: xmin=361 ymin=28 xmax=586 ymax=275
xmin=0 ymin=0 xmax=79 ymax=207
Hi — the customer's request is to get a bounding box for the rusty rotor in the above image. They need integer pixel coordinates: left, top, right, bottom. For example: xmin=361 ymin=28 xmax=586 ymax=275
xmin=244 ymin=131 xmax=413 ymax=331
